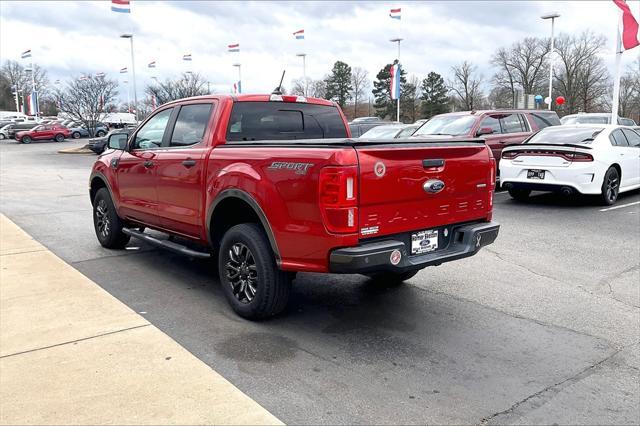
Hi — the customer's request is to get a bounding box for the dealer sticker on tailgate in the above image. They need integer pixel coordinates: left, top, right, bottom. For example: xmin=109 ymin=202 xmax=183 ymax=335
xmin=411 ymin=229 xmax=438 ymax=255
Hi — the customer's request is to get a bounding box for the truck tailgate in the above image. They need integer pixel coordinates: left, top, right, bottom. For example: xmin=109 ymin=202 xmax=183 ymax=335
xmin=356 ymin=141 xmax=493 ymax=238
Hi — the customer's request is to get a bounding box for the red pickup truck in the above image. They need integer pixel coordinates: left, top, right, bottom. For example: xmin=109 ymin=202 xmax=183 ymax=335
xmin=90 ymin=94 xmax=499 ymax=319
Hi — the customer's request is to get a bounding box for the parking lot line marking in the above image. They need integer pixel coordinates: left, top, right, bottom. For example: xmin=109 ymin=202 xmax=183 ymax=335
xmin=599 ymin=201 xmax=640 ymax=212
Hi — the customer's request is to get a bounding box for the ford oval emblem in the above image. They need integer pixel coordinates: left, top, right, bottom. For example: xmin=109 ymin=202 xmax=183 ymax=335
xmin=423 ymin=179 xmax=445 ymax=194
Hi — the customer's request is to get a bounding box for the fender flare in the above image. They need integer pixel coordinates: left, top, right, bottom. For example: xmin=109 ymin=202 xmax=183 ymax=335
xmin=89 ymin=171 xmax=115 ymax=206
xmin=206 ymin=189 xmax=280 ymax=261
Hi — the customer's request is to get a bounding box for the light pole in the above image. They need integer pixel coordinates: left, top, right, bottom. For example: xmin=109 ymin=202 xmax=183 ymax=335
xmin=296 ymin=53 xmax=307 ymax=96
xmin=390 ymin=38 xmax=403 ymax=122
xmin=541 ymin=12 xmax=559 ymax=111
xmin=121 ymin=34 xmax=138 ymax=121
xmin=233 ymin=63 xmax=242 ymax=94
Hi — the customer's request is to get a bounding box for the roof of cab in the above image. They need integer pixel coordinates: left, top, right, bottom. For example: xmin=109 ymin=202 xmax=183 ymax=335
xmin=161 ymin=94 xmax=335 ymax=107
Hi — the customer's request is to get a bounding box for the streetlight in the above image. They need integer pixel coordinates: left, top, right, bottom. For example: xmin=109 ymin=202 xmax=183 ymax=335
xmin=120 ymin=33 xmax=138 ymax=121
xmin=233 ymin=63 xmax=242 ymax=94
xmin=390 ymin=38 xmax=403 ymax=122
xmin=541 ymin=12 xmax=559 ymax=111
xmin=296 ymin=53 xmax=307 ymax=96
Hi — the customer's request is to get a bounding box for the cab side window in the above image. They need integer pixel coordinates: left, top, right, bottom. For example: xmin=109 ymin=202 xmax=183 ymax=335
xmin=501 ymin=114 xmax=528 ymax=133
xmin=609 ymin=130 xmax=629 ymax=147
xmin=170 ymin=104 xmax=213 ymax=147
xmin=480 ymin=116 xmax=502 ymax=134
xmin=133 ymin=108 xmax=173 ymax=150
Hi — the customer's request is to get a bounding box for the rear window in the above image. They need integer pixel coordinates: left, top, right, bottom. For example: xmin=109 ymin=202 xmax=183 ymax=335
xmin=526 ymin=126 xmax=603 ymax=145
xmin=226 ymin=102 xmax=348 ymax=141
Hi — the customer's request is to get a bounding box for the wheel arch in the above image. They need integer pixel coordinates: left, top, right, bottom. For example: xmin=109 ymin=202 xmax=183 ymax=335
xmin=207 ymin=189 xmax=280 ymax=261
xmin=89 ymin=172 xmax=113 ymax=206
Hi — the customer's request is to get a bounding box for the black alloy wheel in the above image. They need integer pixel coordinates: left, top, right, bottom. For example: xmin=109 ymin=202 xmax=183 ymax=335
xmin=225 ymin=242 xmax=259 ymax=304
xmin=601 ymin=167 xmax=619 ymax=205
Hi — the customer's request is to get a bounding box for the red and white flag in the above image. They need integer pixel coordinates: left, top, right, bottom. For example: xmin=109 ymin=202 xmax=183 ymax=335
xmin=613 ymin=0 xmax=640 ymax=51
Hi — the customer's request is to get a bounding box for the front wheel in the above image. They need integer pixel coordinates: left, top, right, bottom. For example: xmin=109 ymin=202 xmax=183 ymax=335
xmin=366 ymin=270 xmax=419 ymax=286
xmin=218 ymin=223 xmax=291 ymax=320
xmin=55 ymin=133 xmax=65 ymax=142
xmin=21 ymin=136 xmax=31 ymax=144
xmin=600 ymin=167 xmax=619 ymax=206
xmin=96 ymin=130 xmax=106 ymax=137
xmin=0 ymin=133 xmax=5 ymax=140
xmin=508 ymin=188 xmax=531 ymax=201
xmin=93 ymin=188 xmax=130 ymax=249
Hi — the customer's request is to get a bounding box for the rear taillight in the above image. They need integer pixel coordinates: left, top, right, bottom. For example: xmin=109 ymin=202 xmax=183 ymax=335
xmin=489 ymin=157 xmax=496 ymax=189
xmin=565 ymin=152 xmax=593 ymax=162
xmin=319 ymin=166 xmax=358 ymax=234
xmin=502 ymin=151 xmax=518 ymax=159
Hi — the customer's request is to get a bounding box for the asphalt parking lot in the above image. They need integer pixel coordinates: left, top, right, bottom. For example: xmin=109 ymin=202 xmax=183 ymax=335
xmin=1 ymin=139 xmax=638 ymax=425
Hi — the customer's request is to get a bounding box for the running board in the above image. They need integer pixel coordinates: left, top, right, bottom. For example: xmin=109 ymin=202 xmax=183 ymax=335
xmin=122 ymin=228 xmax=211 ymax=259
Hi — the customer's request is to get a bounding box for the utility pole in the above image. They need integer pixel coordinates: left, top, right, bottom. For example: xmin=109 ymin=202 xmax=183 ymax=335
xmin=296 ymin=53 xmax=307 ymax=96
xmin=541 ymin=13 xmax=560 ymax=111
xmin=390 ymin=38 xmax=402 ymax=122
xmin=233 ymin=63 xmax=242 ymax=93
xmin=121 ymin=34 xmax=138 ymax=121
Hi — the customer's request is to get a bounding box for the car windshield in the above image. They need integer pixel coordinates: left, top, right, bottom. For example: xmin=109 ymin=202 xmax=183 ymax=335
xmin=360 ymin=126 xmax=404 ymax=138
xmin=525 ymin=126 xmax=603 ymax=145
xmin=413 ymin=115 xmax=476 ymax=136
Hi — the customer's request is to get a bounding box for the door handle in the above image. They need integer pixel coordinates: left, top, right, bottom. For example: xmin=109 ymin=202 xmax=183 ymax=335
xmin=182 ymin=159 xmax=196 ymax=168
xmin=423 ymin=159 xmax=444 ymax=168
xmin=143 ymin=160 xmax=154 ymax=168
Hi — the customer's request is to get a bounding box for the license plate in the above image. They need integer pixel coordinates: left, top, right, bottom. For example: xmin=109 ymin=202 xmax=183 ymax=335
xmin=411 ymin=229 xmax=438 ymax=255
xmin=527 ymin=169 xmax=545 ymax=179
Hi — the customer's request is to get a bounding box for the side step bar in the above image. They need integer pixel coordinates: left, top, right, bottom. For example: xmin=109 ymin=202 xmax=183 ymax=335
xmin=122 ymin=228 xmax=211 ymax=259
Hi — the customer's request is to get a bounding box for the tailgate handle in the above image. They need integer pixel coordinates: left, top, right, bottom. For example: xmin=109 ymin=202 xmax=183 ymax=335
xmin=423 ymin=159 xmax=445 ymax=168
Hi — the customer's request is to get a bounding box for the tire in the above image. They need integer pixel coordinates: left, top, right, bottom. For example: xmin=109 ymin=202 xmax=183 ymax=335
xmin=21 ymin=136 xmax=31 ymax=144
xmin=600 ymin=167 xmax=620 ymax=206
xmin=366 ymin=269 xmax=420 ymax=285
xmin=72 ymin=131 xmax=81 ymax=139
xmin=0 ymin=134 xmax=5 ymax=140
xmin=508 ymin=188 xmax=531 ymax=201
xmin=96 ymin=130 xmax=106 ymax=137
xmin=92 ymin=187 xmax=130 ymax=249
xmin=218 ymin=223 xmax=291 ymax=320
xmin=55 ymin=133 xmax=64 ymax=142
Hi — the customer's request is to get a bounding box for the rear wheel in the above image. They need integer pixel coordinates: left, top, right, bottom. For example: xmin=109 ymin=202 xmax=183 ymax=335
xmin=218 ymin=223 xmax=291 ymax=320
xmin=366 ymin=270 xmax=419 ymax=286
xmin=72 ymin=131 xmax=81 ymax=139
xmin=55 ymin=133 xmax=65 ymax=142
xmin=600 ymin=167 xmax=619 ymax=206
xmin=93 ymin=188 xmax=130 ymax=249
xmin=21 ymin=136 xmax=31 ymax=144
xmin=96 ymin=130 xmax=106 ymax=137
xmin=508 ymin=188 xmax=531 ymax=201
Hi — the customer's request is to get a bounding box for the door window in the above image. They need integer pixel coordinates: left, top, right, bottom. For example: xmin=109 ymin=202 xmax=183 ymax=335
xmin=133 ymin=108 xmax=173 ymax=150
xmin=169 ymin=104 xmax=213 ymax=147
xmin=621 ymin=129 xmax=640 ymax=147
xmin=479 ymin=116 xmax=501 ymax=134
xmin=500 ymin=114 xmax=527 ymax=133
xmin=609 ymin=130 xmax=629 ymax=147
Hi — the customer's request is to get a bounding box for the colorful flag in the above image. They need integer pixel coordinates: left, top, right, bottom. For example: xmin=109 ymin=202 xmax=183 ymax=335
xmin=111 ymin=0 xmax=131 ymax=13
xmin=232 ymin=81 xmax=242 ymax=94
xmin=21 ymin=49 xmax=32 ymax=59
xmin=293 ymin=29 xmax=304 ymax=40
xmin=148 ymin=61 xmax=156 ymax=68
xmin=120 ymin=67 xmax=128 ymax=73
xmin=28 ymin=90 xmax=39 ymax=115
xmin=79 ymin=75 xmax=88 ymax=81
xmin=613 ymin=0 xmax=640 ymax=51
xmin=390 ymin=62 xmax=401 ymax=100
xmin=96 ymin=72 xmax=105 ymax=78
xmin=54 ymin=79 xmax=60 ymax=84
xmin=151 ymin=94 xmax=157 ymax=110
xmin=390 ymin=8 xmax=401 ymax=20
xmin=228 ymin=43 xmax=240 ymax=52
xmin=183 ymin=54 xmax=192 ymax=61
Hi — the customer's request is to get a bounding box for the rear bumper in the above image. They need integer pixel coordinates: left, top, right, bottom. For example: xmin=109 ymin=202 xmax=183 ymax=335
xmin=500 ymin=161 xmax=604 ymax=195
xmin=329 ymin=221 xmax=500 ymax=274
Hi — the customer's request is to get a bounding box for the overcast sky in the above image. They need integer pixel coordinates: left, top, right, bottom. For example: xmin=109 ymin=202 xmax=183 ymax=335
xmin=1 ymin=1 xmax=639 ymax=103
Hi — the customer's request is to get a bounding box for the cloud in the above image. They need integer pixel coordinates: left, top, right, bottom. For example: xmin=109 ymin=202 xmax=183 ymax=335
xmin=1 ymin=0 xmax=638 ymax=104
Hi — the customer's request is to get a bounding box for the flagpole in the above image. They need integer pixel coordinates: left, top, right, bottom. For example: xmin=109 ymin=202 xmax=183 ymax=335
xmin=390 ymin=38 xmax=402 ymax=122
xmin=611 ymin=20 xmax=622 ymax=124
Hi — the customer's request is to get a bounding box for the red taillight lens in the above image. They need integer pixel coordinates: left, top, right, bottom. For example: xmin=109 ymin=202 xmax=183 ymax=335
xmin=502 ymin=151 xmax=518 ymax=159
xmin=489 ymin=157 xmax=496 ymax=189
xmin=565 ymin=152 xmax=593 ymax=162
xmin=319 ymin=166 xmax=358 ymax=234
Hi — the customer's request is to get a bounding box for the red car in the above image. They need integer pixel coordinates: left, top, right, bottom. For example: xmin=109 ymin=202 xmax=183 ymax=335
xmin=16 ymin=124 xmax=71 ymax=143
xmin=412 ymin=110 xmax=561 ymax=168
xmin=89 ymin=94 xmax=499 ymax=319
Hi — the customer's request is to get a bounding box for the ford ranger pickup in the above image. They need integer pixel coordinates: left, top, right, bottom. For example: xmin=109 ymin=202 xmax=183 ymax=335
xmin=90 ymin=94 xmax=500 ymax=319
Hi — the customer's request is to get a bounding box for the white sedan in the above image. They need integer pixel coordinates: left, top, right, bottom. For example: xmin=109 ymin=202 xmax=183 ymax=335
xmin=500 ymin=125 xmax=640 ymax=205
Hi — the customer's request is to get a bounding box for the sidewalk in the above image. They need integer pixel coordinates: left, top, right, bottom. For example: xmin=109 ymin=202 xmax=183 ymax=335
xmin=0 ymin=214 xmax=282 ymax=425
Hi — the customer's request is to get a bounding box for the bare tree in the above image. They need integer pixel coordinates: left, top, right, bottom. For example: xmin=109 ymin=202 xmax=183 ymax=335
xmin=56 ymin=75 xmax=118 ymax=136
xmin=144 ymin=72 xmax=209 ymax=105
xmin=350 ymin=67 xmax=369 ymax=118
xmin=553 ymin=31 xmax=610 ymax=114
xmin=491 ymin=37 xmax=549 ymax=104
xmin=1 ymin=60 xmax=49 ymax=111
xmin=449 ymin=61 xmax=484 ymax=110
xmin=291 ymin=77 xmax=327 ymax=98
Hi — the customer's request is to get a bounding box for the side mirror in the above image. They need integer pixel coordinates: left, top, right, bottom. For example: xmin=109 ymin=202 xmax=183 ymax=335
xmin=476 ymin=127 xmax=494 ymax=137
xmin=107 ymin=133 xmax=128 ymax=150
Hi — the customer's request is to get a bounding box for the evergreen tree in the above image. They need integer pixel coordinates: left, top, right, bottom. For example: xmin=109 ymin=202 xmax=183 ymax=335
xmin=420 ymin=72 xmax=449 ymax=118
xmin=324 ymin=61 xmax=353 ymax=108
xmin=372 ymin=63 xmax=407 ymax=120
